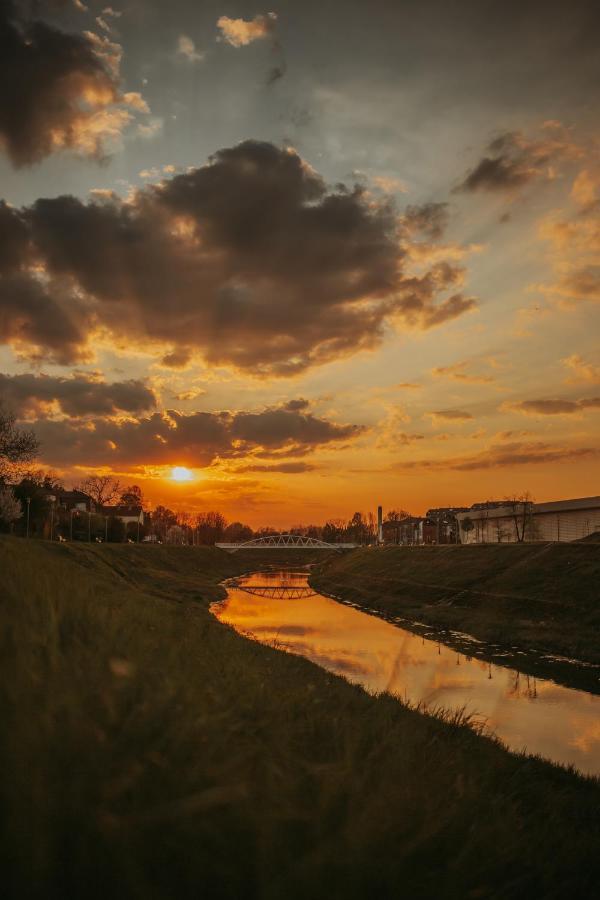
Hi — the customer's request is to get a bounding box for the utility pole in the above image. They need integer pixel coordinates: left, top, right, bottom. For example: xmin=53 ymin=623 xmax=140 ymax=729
xmin=26 ymin=497 xmax=30 ymax=538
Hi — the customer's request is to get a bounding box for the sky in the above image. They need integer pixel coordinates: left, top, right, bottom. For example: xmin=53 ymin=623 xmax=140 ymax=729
xmin=0 ymin=0 xmax=599 ymax=526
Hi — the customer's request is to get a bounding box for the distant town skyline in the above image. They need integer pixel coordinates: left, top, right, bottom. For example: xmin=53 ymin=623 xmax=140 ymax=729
xmin=0 ymin=0 xmax=598 ymax=526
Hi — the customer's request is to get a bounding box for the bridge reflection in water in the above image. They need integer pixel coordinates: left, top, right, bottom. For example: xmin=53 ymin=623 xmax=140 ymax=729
xmin=236 ymin=584 xmax=317 ymax=600
xmin=213 ymin=570 xmax=600 ymax=777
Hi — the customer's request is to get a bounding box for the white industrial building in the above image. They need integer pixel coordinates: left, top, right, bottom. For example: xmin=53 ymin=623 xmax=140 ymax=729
xmin=456 ymin=496 xmax=600 ymax=544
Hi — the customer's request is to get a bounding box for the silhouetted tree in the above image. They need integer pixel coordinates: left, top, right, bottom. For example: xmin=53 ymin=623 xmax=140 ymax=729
xmin=77 ymin=475 xmax=121 ymax=507
xmin=120 ymin=484 xmax=144 ymax=507
xmin=504 ymin=492 xmax=534 ymax=542
xmin=223 ymin=521 xmax=254 ymax=543
xmin=0 ymin=405 xmax=39 ymax=483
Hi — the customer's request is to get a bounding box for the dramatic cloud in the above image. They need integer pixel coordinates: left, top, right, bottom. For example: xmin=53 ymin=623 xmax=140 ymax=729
xmin=0 ymin=141 xmax=477 ymax=373
xmin=505 ymin=397 xmax=600 ymax=417
xmin=456 ymin=124 xmax=581 ymax=194
xmin=216 ymin=12 xmax=277 ymax=47
xmin=29 ymin=402 xmax=364 ymax=468
xmin=0 ymin=371 xmax=157 ymax=418
xmin=431 ymin=361 xmax=494 ymax=384
xmin=0 ymin=0 xmax=148 ymax=166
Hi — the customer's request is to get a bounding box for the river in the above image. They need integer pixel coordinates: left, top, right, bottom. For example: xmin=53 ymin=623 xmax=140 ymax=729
xmin=211 ymin=569 xmax=600 ymax=777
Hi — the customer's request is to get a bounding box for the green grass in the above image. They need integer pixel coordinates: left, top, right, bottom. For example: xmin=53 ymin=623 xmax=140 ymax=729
xmin=1 ymin=536 xmax=599 ymax=899
xmin=312 ymin=543 xmax=600 ymax=679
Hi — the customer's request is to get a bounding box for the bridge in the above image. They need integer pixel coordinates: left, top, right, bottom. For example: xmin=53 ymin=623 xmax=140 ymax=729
xmin=216 ymin=533 xmax=358 ymax=552
xmin=231 ymin=584 xmax=317 ymax=600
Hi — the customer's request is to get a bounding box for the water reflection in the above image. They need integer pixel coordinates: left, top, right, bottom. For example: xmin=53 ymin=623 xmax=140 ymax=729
xmin=212 ymin=570 xmax=600 ymax=777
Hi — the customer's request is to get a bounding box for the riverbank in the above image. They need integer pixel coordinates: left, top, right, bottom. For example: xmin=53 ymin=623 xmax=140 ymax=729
xmin=2 ymin=536 xmax=599 ymax=899
xmin=311 ymin=543 xmax=600 ymax=692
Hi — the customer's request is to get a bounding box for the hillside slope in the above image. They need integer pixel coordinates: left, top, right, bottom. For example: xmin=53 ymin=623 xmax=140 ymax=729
xmin=312 ymin=543 xmax=600 ymax=674
xmin=2 ymin=536 xmax=600 ymax=899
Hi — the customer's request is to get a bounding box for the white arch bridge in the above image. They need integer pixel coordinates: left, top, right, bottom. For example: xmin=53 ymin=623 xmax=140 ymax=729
xmin=216 ymin=533 xmax=357 ymax=552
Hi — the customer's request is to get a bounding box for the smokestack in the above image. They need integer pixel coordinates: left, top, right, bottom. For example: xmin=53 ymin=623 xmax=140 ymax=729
xmin=377 ymin=505 xmax=383 ymax=544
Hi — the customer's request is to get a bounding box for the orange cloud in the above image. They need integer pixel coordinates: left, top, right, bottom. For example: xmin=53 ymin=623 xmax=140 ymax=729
xmin=216 ymin=13 xmax=277 ymax=47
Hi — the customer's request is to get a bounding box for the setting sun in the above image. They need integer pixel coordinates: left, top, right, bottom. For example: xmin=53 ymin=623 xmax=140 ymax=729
xmin=171 ymin=466 xmax=193 ymax=483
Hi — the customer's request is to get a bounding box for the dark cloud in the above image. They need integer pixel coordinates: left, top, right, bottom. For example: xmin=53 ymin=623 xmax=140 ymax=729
xmin=429 ymin=408 xmax=474 ymax=421
xmin=394 ymin=442 xmax=598 ymax=472
xmin=0 ymin=371 xmax=157 ymax=417
xmin=506 ymin=397 xmax=600 ymax=416
xmin=237 ymin=461 xmax=318 ymax=474
xmin=0 ymin=0 xmax=146 ymax=167
xmin=282 ymin=398 xmax=310 ymax=412
xmin=0 ymin=141 xmax=477 ymax=374
xmin=29 ymin=401 xmax=363 ymax=468
xmin=403 ymin=203 xmax=449 ymax=240
xmin=160 ymin=348 xmax=192 ymax=369
xmin=456 ymin=126 xmax=581 ymax=194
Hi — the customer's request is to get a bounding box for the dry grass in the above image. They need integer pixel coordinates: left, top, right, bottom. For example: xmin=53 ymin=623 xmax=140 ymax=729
xmin=1 ymin=536 xmax=599 ymax=899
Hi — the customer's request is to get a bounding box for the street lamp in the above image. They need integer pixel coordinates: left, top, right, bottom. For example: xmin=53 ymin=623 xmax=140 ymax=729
xmin=48 ymin=495 xmax=56 ymax=541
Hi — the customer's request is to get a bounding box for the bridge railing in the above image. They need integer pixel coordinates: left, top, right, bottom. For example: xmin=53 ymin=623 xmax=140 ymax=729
xmin=215 ymin=533 xmax=358 ymax=551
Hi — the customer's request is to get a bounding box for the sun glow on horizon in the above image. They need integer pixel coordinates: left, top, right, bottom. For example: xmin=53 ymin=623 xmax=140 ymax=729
xmin=171 ymin=466 xmax=194 ymax=482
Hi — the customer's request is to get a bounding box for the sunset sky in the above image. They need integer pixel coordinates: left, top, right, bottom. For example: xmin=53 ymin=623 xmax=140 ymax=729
xmin=1 ymin=0 xmax=598 ymax=525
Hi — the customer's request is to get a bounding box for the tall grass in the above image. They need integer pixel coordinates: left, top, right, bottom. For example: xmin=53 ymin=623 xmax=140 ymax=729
xmin=1 ymin=537 xmax=599 ymax=899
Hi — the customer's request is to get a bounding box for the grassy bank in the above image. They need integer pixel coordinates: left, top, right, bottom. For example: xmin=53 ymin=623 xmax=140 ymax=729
xmin=312 ymin=543 xmax=600 ymax=688
xmin=1 ymin=536 xmax=599 ymax=899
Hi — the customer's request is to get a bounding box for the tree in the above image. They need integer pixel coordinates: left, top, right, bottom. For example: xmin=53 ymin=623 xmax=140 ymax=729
xmin=0 ymin=405 xmax=39 ymax=483
xmin=504 ymin=493 xmax=534 ymax=542
xmin=460 ymin=517 xmax=475 ymax=543
xmin=77 ymin=475 xmax=121 ymax=507
xmin=195 ymin=511 xmax=227 ymax=545
xmin=12 ymin=472 xmax=63 ymax=537
xmin=223 ymin=521 xmax=254 ymax=543
xmin=0 ymin=486 xmax=22 ymax=531
xmin=149 ymin=506 xmax=178 ymax=540
xmin=120 ymin=484 xmax=144 ymax=507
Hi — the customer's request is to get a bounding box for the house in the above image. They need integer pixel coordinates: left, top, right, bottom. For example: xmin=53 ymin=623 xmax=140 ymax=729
xmin=53 ymin=490 xmax=95 ymax=512
xmin=383 ymin=515 xmax=437 ymax=545
xmin=456 ymin=496 xmax=600 ymax=544
xmin=103 ymin=505 xmax=145 ymax=527
xmin=425 ymin=507 xmax=470 ymax=543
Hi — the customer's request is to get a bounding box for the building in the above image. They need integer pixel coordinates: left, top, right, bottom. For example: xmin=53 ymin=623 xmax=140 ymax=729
xmin=383 ymin=515 xmax=437 ymax=545
xmin=425 ymin=507 xmax=470 ymax=543
xmin=456 ymin=496 xmax=600 ymax=544
xmin=53 ymin=489 xmax=95 ymax=512
xmin=103 ymin=505 xmax=145 ymax=528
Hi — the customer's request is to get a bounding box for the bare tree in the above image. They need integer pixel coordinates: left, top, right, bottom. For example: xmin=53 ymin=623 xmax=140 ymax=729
xmin=504 ymin=492 xmax=534 ymax=542
xmin=385 ymin=508 xmax=410 ymax=545
xmin=77 ymin=475 xmax=121 ymax=507
xmin=0 ymin=404 xmax=39 ymax=482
